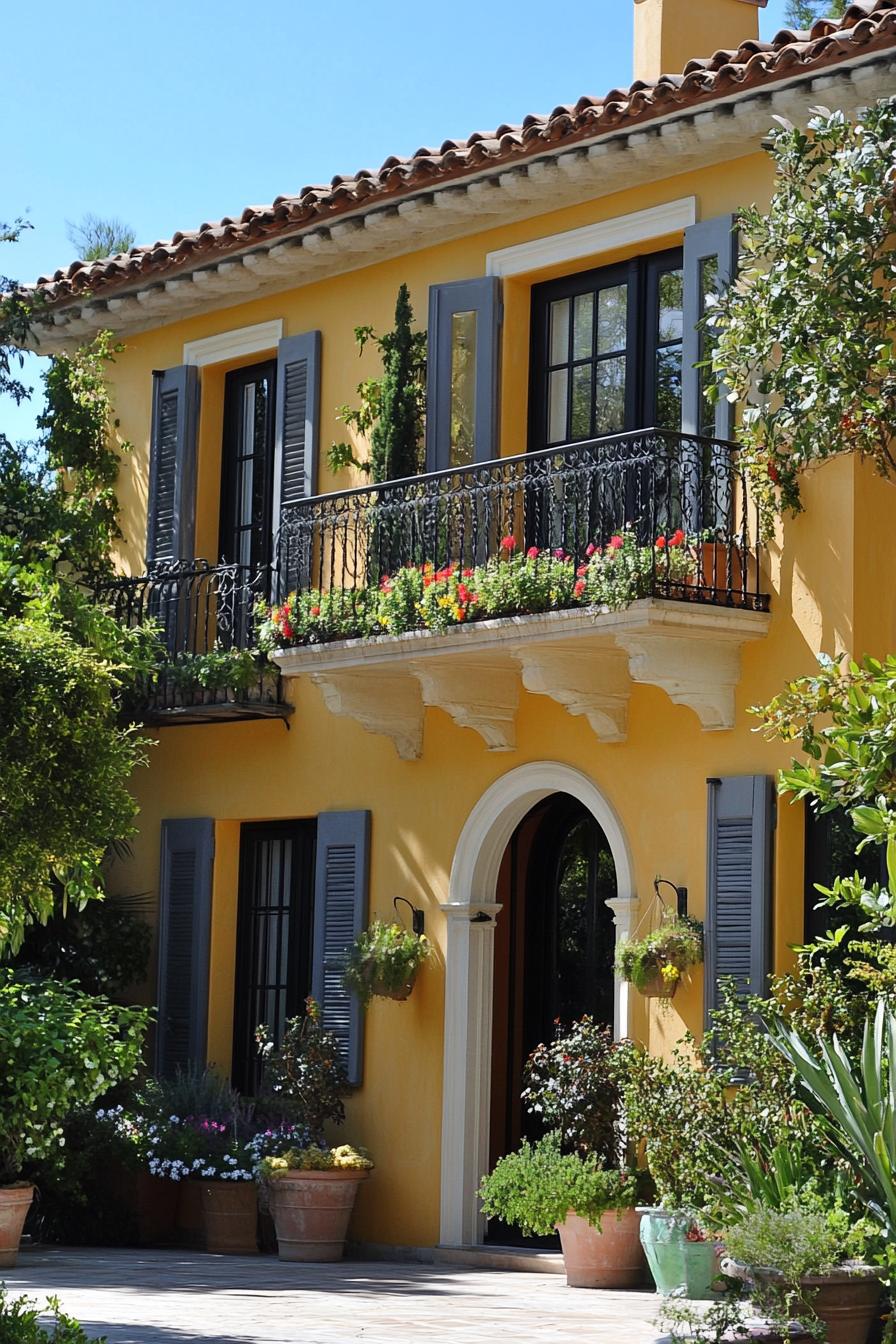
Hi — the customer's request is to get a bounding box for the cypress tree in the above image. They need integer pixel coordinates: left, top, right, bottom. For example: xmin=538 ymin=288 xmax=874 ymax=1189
xmin=370 ymin=283 xmax=423 ymax=483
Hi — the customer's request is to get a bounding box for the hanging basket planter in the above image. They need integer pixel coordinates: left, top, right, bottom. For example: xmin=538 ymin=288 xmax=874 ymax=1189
xmin=615 ymin=916 xmax=704 ymax=1004
xmin=343 ymin=920 xmax=431 ymax=1007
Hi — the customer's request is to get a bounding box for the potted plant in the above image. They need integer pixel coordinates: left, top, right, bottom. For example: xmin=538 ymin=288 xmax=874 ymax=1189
xmin=256 ymin=998 xmax=370 ymax=1261
xmin=615 ymin=914 xmax=703 ymax=1000
xmin=479 ymin=1134 xmax=644 ymax=1288
xmin=481 ymin=1018 xmax=649 ymax=1289
xmin=722 ymin=1202 xmax=882 ymax=1344
xmin=136 ymin=1066 xmax=258 ymax=1254
xmin=0 ymin=971 xmax=147 ymax=1266
xmin=343 ymin=920 xmax=430 ymax=1005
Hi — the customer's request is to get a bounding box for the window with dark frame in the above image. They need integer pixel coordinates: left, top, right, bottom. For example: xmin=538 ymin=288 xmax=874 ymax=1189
xmin=804 ymin=805 xmax=887 ymax=945
xmin=529 ymin=249 xmax=684 ymax=453
xmin=219 ymin=360 xmax=276 ymax=573
xmin=231 ymin=820 xmax=316 ymax=1095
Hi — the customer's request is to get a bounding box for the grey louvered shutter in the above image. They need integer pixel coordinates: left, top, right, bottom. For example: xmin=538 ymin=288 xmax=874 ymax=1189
xmin=312 ymin=810 xmax=370 ymax=1087
xmin=681 ymin=214 xmax=739 ymax=441
xmin=272 ymin=332 xmax=321 ymax=595
xmin=155 ymin=818 xmax=214 ymax=1076
xmin=426 ymin=276 xmax=502 ymax=471
xmin=147 ymin=366 xmax=200 ymax=564
xmin=705 ymin=776 xmax=775 ymax=1030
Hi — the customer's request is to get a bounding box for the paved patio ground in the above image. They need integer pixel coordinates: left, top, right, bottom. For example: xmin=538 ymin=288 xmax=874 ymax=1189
xmin=5 ymin=1247 xmax=670 ymax=1344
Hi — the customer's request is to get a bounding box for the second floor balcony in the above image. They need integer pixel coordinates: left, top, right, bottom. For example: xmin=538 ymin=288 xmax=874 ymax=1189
xmin=268 ymin=429 xmax=771 ymax=757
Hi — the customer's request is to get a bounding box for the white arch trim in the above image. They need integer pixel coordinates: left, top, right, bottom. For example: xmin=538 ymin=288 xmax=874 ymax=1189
xmin=438 ymin=762 xmax=638 ymax=1248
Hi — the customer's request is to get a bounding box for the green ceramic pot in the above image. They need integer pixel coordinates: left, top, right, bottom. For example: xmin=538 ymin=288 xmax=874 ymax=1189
xmin=637 ymin=1208 xmax=724 ymax=1299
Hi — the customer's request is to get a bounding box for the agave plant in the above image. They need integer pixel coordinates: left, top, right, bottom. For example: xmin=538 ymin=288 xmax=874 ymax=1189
xmin=766 ymin=998 xmax=896 ymax=1293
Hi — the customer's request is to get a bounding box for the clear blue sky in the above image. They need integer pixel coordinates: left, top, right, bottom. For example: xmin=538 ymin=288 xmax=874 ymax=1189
xmin=4 ymin=0 xmax=794 ymax=441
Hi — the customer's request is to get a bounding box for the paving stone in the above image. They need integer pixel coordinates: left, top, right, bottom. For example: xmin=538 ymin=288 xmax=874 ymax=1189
xmin=5 ymin=1247 xmax=668 ymax=1343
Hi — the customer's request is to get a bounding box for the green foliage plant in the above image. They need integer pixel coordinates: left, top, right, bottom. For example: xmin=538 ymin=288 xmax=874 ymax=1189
xmin=615 ymin=914 xmax=704 ymax=993
xmin=708 ymin=99 xmax=896 ymax=527
xmin=343 ymin=920 xmax=430 ymax=1006
xmin=0 ymin=970 xmax=147 ymax=1184
xmin=478 ymin=1132 xmax=637 ymax=1237
xmin=167 ymin=646 xmax=268 ymax=696
xmin=0 ymin=1289 xmax=106 ymax=1344
xmin=255 ymin=997 xmax=349 ymax=1143
xmin=327 ymin=284 xmax=426 ymax=483
xmin=785 ymin=0 xmax=846 ymax=26
xmin=521 ymin=1017 xmax=628 ymax=1162
xmin=13 ymin=893 xmax=152 ymax=998
xmin=66 ymin=213 xmax=135 ymax=263
xmin=757 ymin=653 xmax=896 ymax=930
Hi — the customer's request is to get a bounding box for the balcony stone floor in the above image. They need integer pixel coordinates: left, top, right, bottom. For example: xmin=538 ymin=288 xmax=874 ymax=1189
xmin=6 ymin=1246 xmax=676 ymax=1343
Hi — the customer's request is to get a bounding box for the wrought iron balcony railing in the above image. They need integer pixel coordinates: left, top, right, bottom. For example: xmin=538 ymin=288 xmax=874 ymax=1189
xmin=99 ymin=560 xmax=288 ymax=724
xmin=274 ymin=429 xmax=769 ymax=622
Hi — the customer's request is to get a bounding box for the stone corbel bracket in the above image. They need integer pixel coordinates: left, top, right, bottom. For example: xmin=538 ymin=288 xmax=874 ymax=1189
xmin=614 ymin=626 xmax=748 ymax=731
xmin=310 ymin=668 xmax=424 ymax=760
xmin=410 ymin=657 xmax=519 ymax=752
xmin=513 ymin=641 xmax=630 ymax=743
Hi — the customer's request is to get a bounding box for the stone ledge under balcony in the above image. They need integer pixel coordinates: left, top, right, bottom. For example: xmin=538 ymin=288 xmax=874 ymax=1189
xmin=271 ymin=599 xmax=770 ymax=759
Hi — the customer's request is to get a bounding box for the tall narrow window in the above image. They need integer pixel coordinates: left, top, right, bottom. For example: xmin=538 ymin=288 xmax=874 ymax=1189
xmin=219 ymin=360 xmax=276 ymax=572
xmin=530 ymin=250 xmax=683 ymax=452
xmin=231 ymin=820 xmax=315 ymax=1094
xmin=449 ymin=310 xmax=478 ymax=467
xmin=426 ymin=276 xmax=501 ymax=471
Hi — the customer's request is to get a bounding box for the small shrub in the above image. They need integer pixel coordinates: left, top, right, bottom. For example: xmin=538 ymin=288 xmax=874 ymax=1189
xmin=521 ymin=1017 xmax=629 ymax=1162
xmin=0 ymin=1288 xmax=105 ymax=1344
xmin=255 ymin=997 xmax=349 ymax=1143
xmin=261 ymin=1143 xmax=373 ymax=1178
xmin=478 ymin=1132 xmax=637 ymax=1237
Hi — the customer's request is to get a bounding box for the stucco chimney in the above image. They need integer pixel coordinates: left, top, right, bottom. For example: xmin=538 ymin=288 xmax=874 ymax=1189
xmin=633 ymin=0 xmax=766 ymax=84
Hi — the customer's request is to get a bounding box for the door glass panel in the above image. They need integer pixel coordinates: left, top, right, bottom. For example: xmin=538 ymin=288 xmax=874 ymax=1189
xmin=572 ymin=293 xmax=594 ymax=360
xmin=658 ymin=269 xmax=684 ymax=343
xmin=221 ymin=362 xmax=274 ymax=574
xmin=594 ymin=356 xmax=626 ymax=435
xmin=698 ymin=256 xmax=720 ymax=437
xmin=550 ymin=298 xmax=570 ymax=365
xmin=548 ymin=368 xmax=569 ymax=443
xmin=597 ymin=284 xmax=628 ymax=354
xmin=570 ymin=364 xmax=592 ymax=440
xmin=655 ymin=345 xmax=682 ymax=429
xmin=449 ymin=309 xmax=477 ymax=468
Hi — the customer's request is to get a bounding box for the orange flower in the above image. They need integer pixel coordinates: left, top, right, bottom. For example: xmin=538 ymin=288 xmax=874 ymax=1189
xmin=310 ymin=605 xmax=321 ymax=617
xmin=574 ymin=578 xmax=586 ymax=598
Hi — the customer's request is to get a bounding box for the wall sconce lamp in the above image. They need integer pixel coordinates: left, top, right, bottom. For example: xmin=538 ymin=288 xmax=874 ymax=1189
xmin=654 ymin=876 xmax=688 ymax=918
xmin=393 ymin=895 xmax=425 ymax=936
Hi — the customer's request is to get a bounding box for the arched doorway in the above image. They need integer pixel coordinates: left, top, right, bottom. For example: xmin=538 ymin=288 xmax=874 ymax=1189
xmin=439 ymin=763 xmax=637 ymax=1248
xmin=489 ymin=795 xmax=618 ymax=1179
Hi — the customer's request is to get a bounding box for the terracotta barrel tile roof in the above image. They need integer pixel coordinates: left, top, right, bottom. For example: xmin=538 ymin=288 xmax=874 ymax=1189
xmin=29 ymin=0 xmax=896 ymax=306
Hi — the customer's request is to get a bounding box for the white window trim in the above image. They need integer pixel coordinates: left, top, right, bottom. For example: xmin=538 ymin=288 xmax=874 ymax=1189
xmin=485 ymin=196 xmax=696 ymax=279
xmin=182 ymin=319 xmax=283 ymax=368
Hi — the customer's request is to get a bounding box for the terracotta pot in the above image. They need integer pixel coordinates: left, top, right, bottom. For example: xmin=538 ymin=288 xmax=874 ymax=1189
xmin=199 ymin=1181 xmax=258 ymax=1255
xmin=176 ymin=1178 xmax=205 ymax=1249
xmin=751 ymin=1266 xmax=882 ymax=1344
xmin=556 ymin=1208 xmax=648 ymax=1289
xmin=0 ymin=1185 xmax=34 ymax=1268
xmin=268 ymin=1169 xmax=369 ymax=1262
xmin=686 ymin=542 xmax=747 ymax=603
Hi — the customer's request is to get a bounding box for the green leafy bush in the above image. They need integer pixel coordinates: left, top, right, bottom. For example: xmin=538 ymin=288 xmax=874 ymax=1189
xmin=343 ymin=921 xmax=430 ymax=1006
xmin=261 ymin=1143 xmax=373 ymax=1177
xmin=0 ymin=970 xmax=147 ymax=1183
xmin=0 ymin=1289 xmax=105 ymax=1344
xmin=725 ymin=1202 xmax=868 ymax=1282
xmin=478 ymin=1132 xmax=637 ymax=1237
xmin=256 ymin=997 xmax=349 ymax=1143
xmin=615 ymin=915 xmax=704 ymax=993
xmin=709 ymin=100 xmax=896 ymax=523
xmin=521 ymin=1017 xmax=629 ymax=1162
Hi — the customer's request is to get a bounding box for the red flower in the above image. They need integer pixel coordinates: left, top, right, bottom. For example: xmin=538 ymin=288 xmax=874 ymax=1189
xmin=670 ymin=528 xmax=685 ymax=547
xmin=655 ymin=535 xmax=667 ymax=549
xmin=585 ymin=543 xmax=597 ymax=558
xmin=310 ymin=605 xmax=321 ymax=617
xmin=526 ymin=546 xmax=540 ymax=560
xmin=768 ymin=461 xmax=780 ymax=484
xmin=574 ymin=579 xmax=586 ymax=598
xmin=500 ymin=534 xmax=517 ymax=552
xmin=462 ymin=568 xmax=475 ymax=578
xmin=576 ymin=564 xmax=588 ymax=577
xmin=553 ymin=548 xmax=566 ymax=561
xmin=457 ymin=584 xmax=471 ymax=603
xmin=608 ymin=535 xmax=623 ymax=550
xmin=281 ymin=621 xmax=294 ymax=640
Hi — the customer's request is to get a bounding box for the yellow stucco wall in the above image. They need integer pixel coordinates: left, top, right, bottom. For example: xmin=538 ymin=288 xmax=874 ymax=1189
xmin=104 ymin=140 xmax=896 ymax=1249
